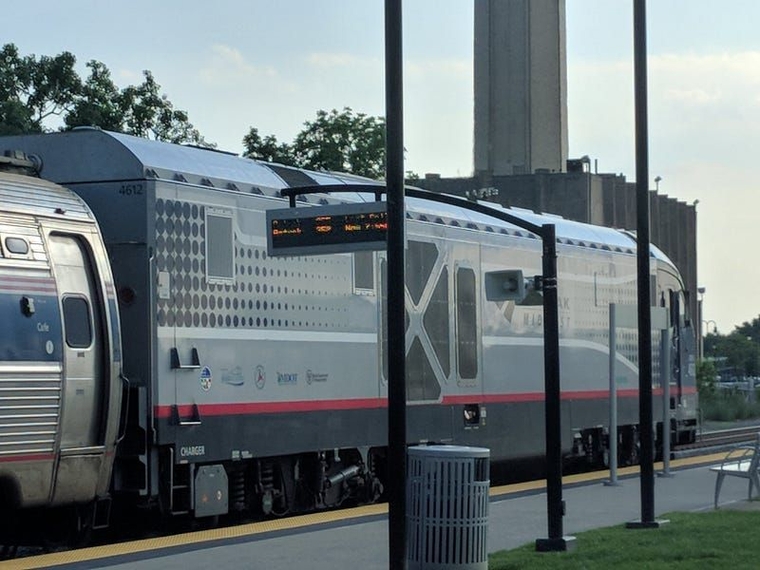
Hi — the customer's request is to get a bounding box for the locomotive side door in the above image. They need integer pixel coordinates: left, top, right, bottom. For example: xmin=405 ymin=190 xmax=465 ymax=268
xmin=49 ymin=234 xmax=106 ymax=450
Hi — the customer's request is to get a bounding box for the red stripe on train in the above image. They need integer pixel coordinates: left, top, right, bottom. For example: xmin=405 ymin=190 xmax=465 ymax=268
xmin=156 ymin=386 xmax=696 ymax=418
xmin=155 ymin=398 xmax=387 ymax=418
xmin=0 ymin=453 xmax=55 ymax=463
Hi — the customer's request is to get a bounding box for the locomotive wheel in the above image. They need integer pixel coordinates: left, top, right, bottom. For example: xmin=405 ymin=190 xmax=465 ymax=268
xmin=618 ymin=428 xmax=640 ymax=467
xmin=191 ymin=514 xmax=220 ymax=530
xmin=41 ymin=505 xmax=93 ymax=551
xmin=41 ymin=508 xmax=76 ymax=552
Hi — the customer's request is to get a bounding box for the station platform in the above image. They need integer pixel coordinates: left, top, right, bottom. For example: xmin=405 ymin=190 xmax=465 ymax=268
xmin=9 ymin=452 xmax=752 ymax=570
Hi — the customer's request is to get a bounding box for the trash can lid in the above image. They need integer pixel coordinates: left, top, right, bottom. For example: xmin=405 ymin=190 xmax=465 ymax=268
xmin=407 ymin=445 xmax=490 ymax=458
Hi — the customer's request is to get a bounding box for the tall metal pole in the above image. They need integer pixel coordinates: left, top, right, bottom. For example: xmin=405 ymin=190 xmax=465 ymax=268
xmin=543 ymin=225 xmax=562 ymax=538
xmin=659 ymin=327 xmax=672 ymax=477
xmin=535 ymin=224 xmax=575 ymax=551
xmin=385 ymin=0 xmax=407 ymax=567
xmin=626 ymin=0 xmax=662 ymax=529
xmin=606 ymin=304 xmax=619 ymax=486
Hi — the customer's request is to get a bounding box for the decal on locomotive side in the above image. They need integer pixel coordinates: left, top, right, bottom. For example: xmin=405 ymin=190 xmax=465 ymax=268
xmin=255 ymin=365 xmax=266 ymax=389
xmin=200 ymin=366 xmax=212 ymax=391
xmin=306 ymin=370 xmax=328 ymax=384
xmin=180 ymin=445 xmax=206 ymax=458
xmin=221 ymin=366 xmax=244 ymax=386
xmin=277 ymin=372 xmax=298 ymax=385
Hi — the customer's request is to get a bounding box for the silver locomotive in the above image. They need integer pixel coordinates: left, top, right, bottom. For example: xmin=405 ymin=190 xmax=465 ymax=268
xmin=0 ymin=130 xmax=697 ymax=539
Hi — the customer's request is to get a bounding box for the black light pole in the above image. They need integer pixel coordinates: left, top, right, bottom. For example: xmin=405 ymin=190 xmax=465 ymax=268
xmin=534 ymin=223 xmax=573 ymax=551
xmin=384 ymin=0 xmax=407 ymax=567
xmin=626 ymin=0 xmax=663 ymax=530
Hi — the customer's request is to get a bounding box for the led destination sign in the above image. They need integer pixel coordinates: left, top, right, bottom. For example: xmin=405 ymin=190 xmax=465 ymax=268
xmin=266 ymin=201 xmax=388 ymax=256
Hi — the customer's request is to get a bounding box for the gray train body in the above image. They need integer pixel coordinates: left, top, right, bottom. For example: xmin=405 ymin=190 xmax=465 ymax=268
xmin=0 ymin=129 xmax=697 ymax=524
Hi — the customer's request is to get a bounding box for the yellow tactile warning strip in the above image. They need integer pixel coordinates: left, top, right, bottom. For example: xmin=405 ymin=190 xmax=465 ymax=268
xmin=2 ymin=503 xmax=388 ymax=570
xmin=489 ymin=451 xmax=727 ymax=496
xmin=6 ymin=452 xmax=725 ymax=570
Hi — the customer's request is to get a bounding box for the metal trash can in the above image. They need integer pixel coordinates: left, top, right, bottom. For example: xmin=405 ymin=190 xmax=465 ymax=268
xmin=406 ymin=445 xmax=490 ymax=569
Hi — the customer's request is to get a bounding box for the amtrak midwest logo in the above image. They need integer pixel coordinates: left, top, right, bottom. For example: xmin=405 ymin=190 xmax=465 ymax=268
xmin=200 ymin=366 xmax=212 ymax=391
xmin=255 ymin=365 xmax=266 ymax=389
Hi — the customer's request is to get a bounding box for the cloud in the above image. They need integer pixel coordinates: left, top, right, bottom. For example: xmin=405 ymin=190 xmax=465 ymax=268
xmin=305 ymin=52 xmax=381 ymax=69
xmin=569 ymin=50 xmax=760 ymax=330
xmin=663 ymin=88 xmax=720 ymax=104
xmin=651 ymin=51 xmax=760 ymax=110
xmin=405 ymin=58 xmax=471 ymax=79
xmin=402 ymin=57 xmax=473 ymax=176
xmin=303 ymin=50 xmax=470 ymax=80
xmin=199 ymin=44 xmax=284 ymax=86
xmin=569 ymin=50 xmax=760 ymax=169
xmin=114 ymin=68 xmax=144 ymax=84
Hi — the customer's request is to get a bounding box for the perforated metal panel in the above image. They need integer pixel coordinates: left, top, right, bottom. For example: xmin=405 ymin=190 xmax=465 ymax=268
xmin=406 ymin=446 xmax=490 ymax=570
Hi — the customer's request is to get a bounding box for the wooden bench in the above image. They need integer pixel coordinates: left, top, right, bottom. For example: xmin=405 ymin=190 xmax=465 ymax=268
xmin=710 ymin=433 xmax=760 ymax=509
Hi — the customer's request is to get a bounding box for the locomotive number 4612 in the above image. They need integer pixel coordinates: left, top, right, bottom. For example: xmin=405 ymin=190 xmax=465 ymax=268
xmin=119 ymin=183 xmax=144 ymax=196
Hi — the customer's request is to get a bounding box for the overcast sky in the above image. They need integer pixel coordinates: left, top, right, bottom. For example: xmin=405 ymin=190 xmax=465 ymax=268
xmin=3 ymin=1 xmax=758 ymax=332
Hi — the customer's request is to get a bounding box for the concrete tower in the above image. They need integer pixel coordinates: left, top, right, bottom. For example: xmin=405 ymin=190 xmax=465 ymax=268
xmin=474 ymin=0 xmax=569 ymax=176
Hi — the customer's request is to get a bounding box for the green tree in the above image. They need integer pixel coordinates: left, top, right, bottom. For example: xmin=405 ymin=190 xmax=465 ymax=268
xmin=735 ymin=316 xmax=760 ymax=343
xmin=242 ymin=127 xmax=296 ymax=166
xmin=1 ymin=43 xmax=210 ymax=146
xmin=705 ymin=329 xmax=760 ymax=378
xmin=243 ymin=107 xmax=387 ymax=178
xmin=0 ymin=43 xmax=80 ymax=134
xmin=292 ymin=107 xmax=386 ymax=178
xmin=119 ymin=70 xmax=209 ymax=146
xmin=64 ymin=60 xmax=122 ymax=132
xmin=0 ymin=99 xmax=35 ymax=136
xmin=696 ymin=359 xmax=718 ymax=397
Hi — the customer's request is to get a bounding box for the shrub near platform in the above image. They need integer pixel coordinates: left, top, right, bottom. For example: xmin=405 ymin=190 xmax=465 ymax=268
xmin=701 ymin=389 xmax=760 ymax=422
xmin=489 ymin=510 xmax=760 ymax=570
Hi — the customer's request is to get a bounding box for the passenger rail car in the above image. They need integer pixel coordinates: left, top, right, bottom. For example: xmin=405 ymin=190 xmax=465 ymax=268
xmin=0 ymin=156 xmax=122 ymax=534
xmin=0 ymin=129 xmax=696 ymax=532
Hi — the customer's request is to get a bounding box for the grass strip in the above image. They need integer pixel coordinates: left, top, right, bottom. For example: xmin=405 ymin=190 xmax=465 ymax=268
xmin=490 ymin=510 xmax=760 ymax=569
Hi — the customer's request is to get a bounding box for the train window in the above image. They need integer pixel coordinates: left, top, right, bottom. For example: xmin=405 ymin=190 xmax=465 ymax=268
xmin=456 ymin=267 xmax=478 ymax=379
xmin=379 ymin=258 xmax=410 ymax=383
xmin=353 ymin=251 xmax=374 ymax=292
xmin=380 ymin=259 xmax=388 ymax=381
xmin=406 ymin=241 xmax=438 ymax=305
xmin=4 ymin=237 xmax=28 ymax=255
xmin=62 ymin=296 xmax=92 ymax=348
xmin=424 ymin=267 xmax=450 ymax=378
xmin=206 ymin=209 xmax=235 ymax=283
xmin=406 ymin=337 xmax=441 ymax=401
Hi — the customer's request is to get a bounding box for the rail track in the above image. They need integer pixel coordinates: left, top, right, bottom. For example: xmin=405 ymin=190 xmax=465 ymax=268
xmin=675 ymin=424 xmax=760 ymax=454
